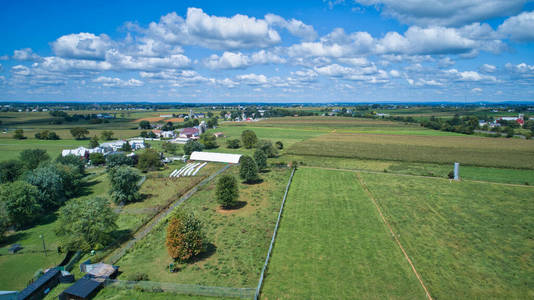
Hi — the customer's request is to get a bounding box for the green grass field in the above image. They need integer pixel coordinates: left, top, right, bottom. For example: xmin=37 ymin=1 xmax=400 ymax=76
xmin=261 ymin=168 xmax=426 ymax=299
xmin=117 ymin=167 xmax=290 ymax=288
xmin=360 ymin=172 xmax=534 ymax=299
xmin=287 ymin=132 xmax=534 ymax=169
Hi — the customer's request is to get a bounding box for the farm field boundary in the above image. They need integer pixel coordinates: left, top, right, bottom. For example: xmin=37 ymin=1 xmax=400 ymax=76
xmin=355 ymin=172 xmax=432 ymax=300
xmin=255 ymin=167 xmax=295 ymax=299
xmin=103 ymin=279 xmax=255 ymax=299
xmin=299 ymin=165 xmax=534 ymax=188
xmin=104 ymin=164 xmax=232 ymax=264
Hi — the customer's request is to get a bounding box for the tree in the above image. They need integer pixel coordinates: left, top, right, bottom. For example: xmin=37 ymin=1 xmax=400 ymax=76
xmin=256 ymin=140 xmax=278 ymax=158
xmin=56 ymin=154 xmax=85 ymax=174
xmin=109 ymin=166 xmax=141 ymax=204
xmin=162 ymin=142 xmax=178 ymax=154
xmin=35 ymin=130 xmax=50 ymax=140
xmin=13 ymin=129 xmax=25 ymax=139
xmin=239 ymin=155 xmax=259 ymax=183
xmin=505 ymin=126 xmax=515 ymax=138
xmin=89 ymin=153 xmax=105 ymax=165
xmin=89 ymin=136 xmax=100 ymax=148
xmin=275 ymin=141 xmax=283 ymax=150
xmin=137 ymin=149 xmax=162 ymax=172
xmin=216 ymin=175 xmax=239 ymax=208
xmin=139 ymin=120 xmax=151 ymax=129
xmin=241 ymin=130 xmax=257 ymax=149
xmin=56 ymin=197 xmax=117 ymax=251
xmin=207 ymin=117 xmax=218 ymax=128
xmin=166 ymin=209 xmax=205 ymax=261
xmin=184 ymin=140 xmax=204 ymax=155
xmin=19 ymin=149 xmax=49 ymax=170
xmin=70 ymin=127 xmax=89 ymax=140
xmin=0 ymin=181 xmax=42 ymax=229
xmin=56 ymin=163 xmax=83 ymax=198
xmin=226 ymin=139 xmax=241 ymax=149
xmin=101 ymin=130 xmax=114 ymax=141
xmin=140 ymin=131 xmax=148 ymax=138
xmin=120 ymin=141 xmax=132 ymax=152
xmin=0 ymin=160 xmax=24 ymax=183
xmin=106 ymin=153 xmax=133 ymax=169
xmin=254 ymin=149 xmax=267 ymax=171
xmin=199 ymin=133 xmax=218 ymax=149
xmin=26 ymin=164 xmax=66 ymax=210
xmin=47 ymin=131 xmax=60 ymax=140
xmin=0 ymin=201 xmax=8 ymax=241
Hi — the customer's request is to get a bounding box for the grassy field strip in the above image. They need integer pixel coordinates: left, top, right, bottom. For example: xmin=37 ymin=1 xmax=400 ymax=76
xmin=299 ymin=165 xmax=534 ymax=189
xmin=355 ymin=172 xmax=433 ymax=300
xmin=261 ymin=168 xmax=426 ymax=299
xmin=255 ymin=168 xmax=295 ymax=299
xmin=103 ymin=164 xmax=232 ymax=265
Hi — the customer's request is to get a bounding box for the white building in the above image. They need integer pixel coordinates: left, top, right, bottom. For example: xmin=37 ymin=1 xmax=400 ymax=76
xmin=62 ymin=147 xmax=102 ymax=157
xmin=189 ymin=151 xmax=241 ymax=164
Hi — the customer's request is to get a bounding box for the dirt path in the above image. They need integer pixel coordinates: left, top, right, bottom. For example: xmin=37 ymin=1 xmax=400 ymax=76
xmin=355 ymin=172 xmax=433 ymax=300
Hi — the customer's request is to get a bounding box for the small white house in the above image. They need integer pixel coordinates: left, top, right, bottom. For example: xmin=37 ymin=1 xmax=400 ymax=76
xmin=62 ymin=147 xmax=102 ymax=157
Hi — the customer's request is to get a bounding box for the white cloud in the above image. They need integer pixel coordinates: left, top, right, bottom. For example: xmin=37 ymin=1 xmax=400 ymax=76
xmin=355 ymin=0 xmax=527 ymax=26
xmin=105 ymin=50 xmax=191 ymax=71
xmin=498 ymin=11 xmax=534 ymax=42
xmin=445 ymin=69 xmax=497 ymax=82
xmin=314 ymin=64 xmax=353 ymax=77
xmin=11 ymin=65 xmax=31 ymax=76
xmin=471 ymin=87 xmax=483 ymax=93
xmin=93 ymin=76 xmax=144 ymax=87
xmin=480 ymin=64 xmax=497 ymax=73
xmin=204 ymin=50 xmax=285 ymax=69
xmin=389 ymin=69 xmax=401 ymax=77
xmin=505 ymin=62 xmax=534 ymax=78
xmin=145 ymin=8 xmax=281 ymax=50
xmin=13 ymin=48 xmax=40 ymax=61
xmin=265 ymin=14 xmax=317 ymax=41
xmin=236 ymin=73 xmax=269 ymax=85
xmin=52 ymin=33 xmax=113 ymax=60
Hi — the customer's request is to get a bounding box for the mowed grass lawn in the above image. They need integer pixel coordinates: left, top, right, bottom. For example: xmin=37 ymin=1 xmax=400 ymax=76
xmin=0 ymin=139 xmax=88 ymax=162
xmin=262 ymin=168 xmax=426 ymax=299
xmin=117 ymin=167 xmax=291 ymax=288
xmin=360 ymin=172 xmax=534 ymax=299
xmin=288 ymin=132 xmax=534 ymax=169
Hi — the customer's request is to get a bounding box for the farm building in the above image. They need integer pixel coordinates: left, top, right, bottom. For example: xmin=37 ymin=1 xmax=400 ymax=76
xmin=17 ymin=268 xmax=61 ymax=300
xmin=189 ymin=151 xmax=241 ymax=164
xmin=151 ymin=130 xmax=175 ymax=138
xmin=59 ymin=276 xmax=101 ymax=300
xmin=179 ymin=127 xmax=200 ymax=138
xmin=61 ymin=147 xmax=102 ymax=157
xmin=100 ymin=140 xmax=145 ymax=152
xmin=169 ymin=137 xmax=190 ymax=144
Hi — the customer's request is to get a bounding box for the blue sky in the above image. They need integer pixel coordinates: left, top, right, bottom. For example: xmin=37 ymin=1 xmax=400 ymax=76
xmin=1 ymin=0 xmax=533 ymax=103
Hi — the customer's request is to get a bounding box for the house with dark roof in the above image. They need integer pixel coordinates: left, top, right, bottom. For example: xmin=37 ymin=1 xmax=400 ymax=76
xmin=17 ymin=268 xmax=61 ymax=300
xmin=59 ymin=276 xmax=101 ymax=300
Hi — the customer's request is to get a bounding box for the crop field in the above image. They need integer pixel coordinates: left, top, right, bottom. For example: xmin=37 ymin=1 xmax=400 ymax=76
xmin=360 ymin=172 xmax=534 ymax=299
xmin=0 ymin=139 xmax=89 ymax=161
xmin=261 ymin=168 xmax=426 ymax=299
xmin=287 ymin=132 xmax=534 ymax=169
xmin=117 ymin=167 xmax=291 ymax=288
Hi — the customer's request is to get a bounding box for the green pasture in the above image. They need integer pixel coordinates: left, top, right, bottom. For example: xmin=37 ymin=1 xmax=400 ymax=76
xmin=262 ymin=167 xmax=426 ymax=299
xmin=360 ymin=172 xmax=534 ymax=299
xmin=117 ymin=167 xmax=291 ymax=288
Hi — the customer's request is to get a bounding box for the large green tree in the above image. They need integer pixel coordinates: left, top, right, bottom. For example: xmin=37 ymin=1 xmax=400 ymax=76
xmin=216 ymin=175 xmax=239 ymax=208
xmin=26 ymin=164 xmax=66 ymax=210
xmin=166 ymin=209 xmax=205 ymax=261
xmin=139 ymin=120 xmax=151 ymax=129
xmin=254 ymin=149 xmax=268 ymax=171
xmin=70 ymin=127 xmax=89 ymax=140
xmin=0 ymin=160 xmax=24 ymax=183
xmin=0 ymin=201 xmax=8 ymax=241
xmin=56 ymin=197 xmax=117 ymax=251
xmin=241 ymin=130 xmax=257 ymax=149
xmin=89 ymin=136 xmax=100 ymax=148
xmin=109 ymin=166 xmax=141 ymax=204
xmin=0 ymin=181 xmax=42 ymax=229
xmin=199 ymin=133 xmax=218 ymax=149
xmin=106 ymin=153 xmax=133 ymax=169
xmin=256 ymin=140 xmax=278 ymax=158
xmin=101 ymin=130 xmax=114 ymax=141
xmin=137 ymin=149 xmax=161 ymax=172
xmin=184 ymin=140 xmax=204 ymax=155
xmin=239 ymin=155 xmax=260 ymax=183
xmin=19 ymin=149 xmax=50 ymax=170
xmin=13 ymin=129 xmax=25 ymax=139
xmin=56 ymin=154 xmax=85 ymax=174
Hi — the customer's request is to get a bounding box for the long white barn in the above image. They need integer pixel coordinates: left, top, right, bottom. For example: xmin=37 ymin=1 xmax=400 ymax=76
xmin=189 ymin=151 xmax=241 ymax=164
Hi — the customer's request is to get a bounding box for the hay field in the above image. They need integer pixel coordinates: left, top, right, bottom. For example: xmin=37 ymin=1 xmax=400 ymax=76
xmin=287 ymin=132 xmax=534 ymax=169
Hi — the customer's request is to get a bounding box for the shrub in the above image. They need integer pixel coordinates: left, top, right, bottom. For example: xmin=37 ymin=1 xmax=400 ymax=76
xmin=275 ymin=141 xmax=284 ymax=150
xmin=137 ymin=149 xmax=161 ymax=172
xmin=216 ymin=175 xmax=239 ymax=208
xmin=226 ymin=139 xmax=241 ymax=149
xmin=106 ymin=153 xmax=133 ymax=169
xmin=239 ymin=155 xmax=259 ymax=183
xmin=166 ymin=209 xmax=205 ymax=261
xmin=127 ymin=272 xmax=149 ymax=281
xmin=13 ymin=129 xmax=25 ymax=139
xmin=19 ymin=149 xmax=50 ymax=170
xmin=89 ymin=153 xmax=105 ymax=165
xmin=241 ymin=130 xmax=257 ymax=149
xmin=0 ymin=160 xmax=24 ymax=183
xmin=56 ymin=154 xmax=85 ymax=174
xmin=256 ymin=140 xmax=278 ymax=157
xmin=254 ymin=149 xmax=267 ymax=171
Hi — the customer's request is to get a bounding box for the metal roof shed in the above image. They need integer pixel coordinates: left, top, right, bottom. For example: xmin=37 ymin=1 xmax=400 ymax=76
xmin=17 ymin=268 xmax=61 ymax=300
xmin=59 ymin=276 xmax=102 ymax=300
xmin=189 ymin=151 xmax=241 ymax=164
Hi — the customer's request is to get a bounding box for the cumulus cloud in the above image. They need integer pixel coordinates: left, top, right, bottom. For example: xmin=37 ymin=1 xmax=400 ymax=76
xmin=471 ymin=87 xmax=483 ymax=92
xmin=236 ymin=73 xmax=269 ymax=85
xmin=13 ymin=48 xmax=40 ymax=61
xmin=11 ymin=65 xmax=31 ymax=76
xmin=93 ymin=76 xmax=144 ymax=87
xmin=144 ymin=8 xmax=281 ymax=50
xmin=480 ymin=64 xmax=497 ymax=73
xmin=355 ymin=0 xmax=527 ymax=26
xmin=498 ymin=11 xmax=534 ymax=41
xmin=505 ymin=62 xmax=534 ymax=77
xmin=204 ymin=50 xmax=285 ymax=69
xmin=445 ymin=69 xmax=497 ymax=82
xmin=52 ymin=33 xmax=113 ymax=60
xmin=265 ymin=14 xmax=317 ymax=41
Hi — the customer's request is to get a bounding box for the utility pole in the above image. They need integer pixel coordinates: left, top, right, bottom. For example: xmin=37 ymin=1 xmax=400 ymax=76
xmin=39 ymin=234 xmax=47 ymax=256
